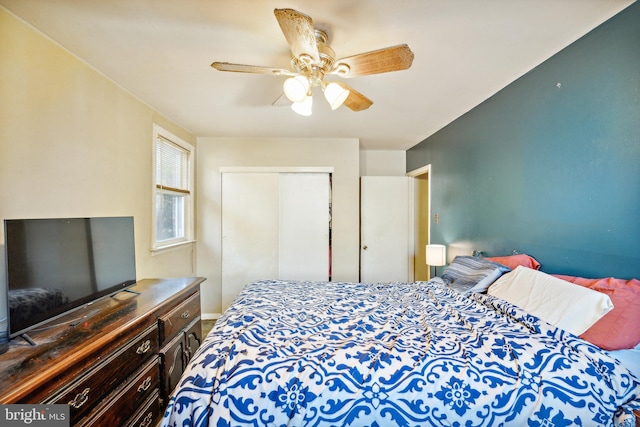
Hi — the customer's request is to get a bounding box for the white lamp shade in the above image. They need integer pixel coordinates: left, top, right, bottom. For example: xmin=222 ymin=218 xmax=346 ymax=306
xmin=283 ymin=76 xmax=310 ymax=103
xmin=323 ymin=82 xmax=349 ymax=110
xmin=426 ymin=244 xmax=446 ymax=266
xmin=291 ymin=95 xmax=313 ymax=116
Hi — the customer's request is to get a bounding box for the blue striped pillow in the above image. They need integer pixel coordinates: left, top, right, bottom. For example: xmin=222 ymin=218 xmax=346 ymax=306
xmin=441 ymin=256 xmax=511 ymax=293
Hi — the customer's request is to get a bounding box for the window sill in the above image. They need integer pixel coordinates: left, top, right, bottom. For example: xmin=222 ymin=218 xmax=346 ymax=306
xmin=151 ymin=240 xmax=196 ymax=255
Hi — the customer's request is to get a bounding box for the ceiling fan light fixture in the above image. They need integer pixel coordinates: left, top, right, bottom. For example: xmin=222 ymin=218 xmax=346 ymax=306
xmin=211 ymin=9 xmax=413 ymax=114
xmin=283 ymin=76 xmax=310 ymax=103
xmin=291 ymin=95 xmax=313 ymax=116
xmin=323 ymin=82 xmax=350 ymax=110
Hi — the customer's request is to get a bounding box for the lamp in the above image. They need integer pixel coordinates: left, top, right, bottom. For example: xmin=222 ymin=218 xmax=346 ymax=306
xmin=291 ymin=95 xmax=313 ymax=116
xmin=426 ymin=244 xmax=446 ymax=277
xmin=283 ymin=76 xmax=310 ymax=103
xmin=323 ymin=82 xmax=350 ymax=110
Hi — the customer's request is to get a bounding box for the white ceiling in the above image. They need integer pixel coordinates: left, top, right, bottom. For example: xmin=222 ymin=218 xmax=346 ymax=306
xmin=1 ymin=0 xmax=634 ymax=150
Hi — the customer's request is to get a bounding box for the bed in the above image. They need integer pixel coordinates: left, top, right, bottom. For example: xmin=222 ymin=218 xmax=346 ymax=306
xmin=161 ymin=256 xmax=640 ymax=427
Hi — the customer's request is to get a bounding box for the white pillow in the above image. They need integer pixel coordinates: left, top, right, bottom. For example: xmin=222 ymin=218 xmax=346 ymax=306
xmin=488 ymin=266 xmax=613 ymax=336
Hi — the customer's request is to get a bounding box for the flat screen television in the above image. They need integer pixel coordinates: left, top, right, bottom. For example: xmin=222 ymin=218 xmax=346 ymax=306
xmin=4 ymin=216 xmax=137 ymax=341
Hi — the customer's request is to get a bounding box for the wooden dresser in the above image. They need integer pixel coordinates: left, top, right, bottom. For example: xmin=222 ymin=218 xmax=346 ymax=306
xmin=0 ymin=277 xmax=205 ymax=427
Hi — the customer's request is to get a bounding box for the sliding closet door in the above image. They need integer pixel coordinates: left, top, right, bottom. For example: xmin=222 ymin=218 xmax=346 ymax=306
xmin=279 ymin=173 xmax=330 ymax=281
xmin=221 ymin=171 xmax=330 ymax=310
xmin=221 ymin=173 xmax=279 ymax=310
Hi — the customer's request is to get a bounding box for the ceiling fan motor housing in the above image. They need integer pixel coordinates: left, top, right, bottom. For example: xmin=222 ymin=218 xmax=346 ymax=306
xmin=290 ymin=29 xmax=343 ymax=87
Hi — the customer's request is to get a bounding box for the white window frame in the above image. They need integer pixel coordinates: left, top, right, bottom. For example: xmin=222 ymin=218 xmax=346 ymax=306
xmin=152 ymin=124 xmax=195 ymax=252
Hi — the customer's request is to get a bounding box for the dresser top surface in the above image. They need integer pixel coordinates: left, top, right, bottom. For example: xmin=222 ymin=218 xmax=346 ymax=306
xmin=0 ymin=277 xmax=204 ymax=402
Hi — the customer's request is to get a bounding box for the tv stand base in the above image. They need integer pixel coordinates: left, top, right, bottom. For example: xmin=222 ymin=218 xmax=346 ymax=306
xmin=19 ymin=333 xmax=36 ymax=346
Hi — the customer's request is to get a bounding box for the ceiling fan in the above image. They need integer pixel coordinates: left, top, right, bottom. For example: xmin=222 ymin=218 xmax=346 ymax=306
xmin=211 ymin=8 xmax=414 ymax=116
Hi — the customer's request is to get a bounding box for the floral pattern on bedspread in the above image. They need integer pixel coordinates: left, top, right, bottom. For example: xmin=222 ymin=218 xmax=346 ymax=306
xmin=162 ymin=280 xmax=640 ymax=427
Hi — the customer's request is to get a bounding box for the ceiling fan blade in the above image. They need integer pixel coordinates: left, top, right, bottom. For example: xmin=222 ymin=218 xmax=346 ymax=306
xmin=274 ymin=8 xmax=319 ymax=64
xmin=211 ymin=62 xmax=295 ymax=76
xmin=338 ymin=82 xmax=373 ymax=111
xmin=332 ymin=44 xmax=414 ymax=78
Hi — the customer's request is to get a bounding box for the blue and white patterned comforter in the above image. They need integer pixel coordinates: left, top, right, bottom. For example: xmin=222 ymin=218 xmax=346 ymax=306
xmin=162 ymin=279 xmax=640 ymax=427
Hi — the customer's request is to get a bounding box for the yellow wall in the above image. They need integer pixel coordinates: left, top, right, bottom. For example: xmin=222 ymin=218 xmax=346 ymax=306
xmin=0 ymin=6 xmax=197 ymax=322
xmin=0 ymin=7 xmax=403 ymax=320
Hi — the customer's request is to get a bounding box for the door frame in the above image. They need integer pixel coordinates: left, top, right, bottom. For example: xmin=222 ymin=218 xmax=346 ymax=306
xmin=220 ymin=167 xmax=334 ymax=174
xmin=406 ymin=164 xmax=432 ymax=280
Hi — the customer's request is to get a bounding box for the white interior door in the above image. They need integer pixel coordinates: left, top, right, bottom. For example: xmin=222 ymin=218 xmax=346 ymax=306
xmin=221 ymin=173 xmax=279 ymax=309
xmin=360 ymin=176 xmax=411 ymax=283
xmin=279 ymin=173 xmax=330 ymax=281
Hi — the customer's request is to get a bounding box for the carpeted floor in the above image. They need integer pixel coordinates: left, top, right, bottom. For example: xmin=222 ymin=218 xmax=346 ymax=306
xmin=202 ymin=319 xmax=216 ymax=337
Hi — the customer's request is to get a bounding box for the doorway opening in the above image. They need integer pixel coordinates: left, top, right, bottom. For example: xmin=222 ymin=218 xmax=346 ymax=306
xmin=407 ymin=165 xmax=431 ymax=281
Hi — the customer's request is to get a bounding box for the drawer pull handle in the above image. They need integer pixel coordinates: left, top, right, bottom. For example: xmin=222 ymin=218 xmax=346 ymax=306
xmin=138 ymin=376 xmax=152 ymax=393
xmin=69 ymin=388 xmax=90 ymax=409
xmin=180 ymin=310 xmax=190 ymax=319
xmin=139 ymin=412 xmax=154 ymax=427
xmin=136 ymin=339 xmax=151 ymax=355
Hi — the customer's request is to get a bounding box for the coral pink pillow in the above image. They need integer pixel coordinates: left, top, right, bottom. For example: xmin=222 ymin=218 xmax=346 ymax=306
xmin=553 ymin=275 xmax=640 ymax=350
xmin=486 ymin=254 xmax=541 ymax=271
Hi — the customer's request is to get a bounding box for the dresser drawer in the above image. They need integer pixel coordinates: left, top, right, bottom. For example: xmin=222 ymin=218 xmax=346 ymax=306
xmin=48 ymin=324 xmax=159 ymax=422
xmin=158 ymin=291 xmax=200 ymax=345
xmin=125 ymin=390 xmax=162 ymax=427
xmin=77 ymin=357 xmax=160 ymax=427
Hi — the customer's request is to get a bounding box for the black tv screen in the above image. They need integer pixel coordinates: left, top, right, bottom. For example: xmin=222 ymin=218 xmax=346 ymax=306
xmin=4 ymin=216 xmax=136 ymax=339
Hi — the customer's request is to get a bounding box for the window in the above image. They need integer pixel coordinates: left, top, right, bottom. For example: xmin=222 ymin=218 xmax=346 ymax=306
xmin=152 ymin=125 xmax=194 ymax=251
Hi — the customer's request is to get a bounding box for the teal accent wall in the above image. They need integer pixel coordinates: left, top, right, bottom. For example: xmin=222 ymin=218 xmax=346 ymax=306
xmin=407 ymin=3 xmax=640 ymax=279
